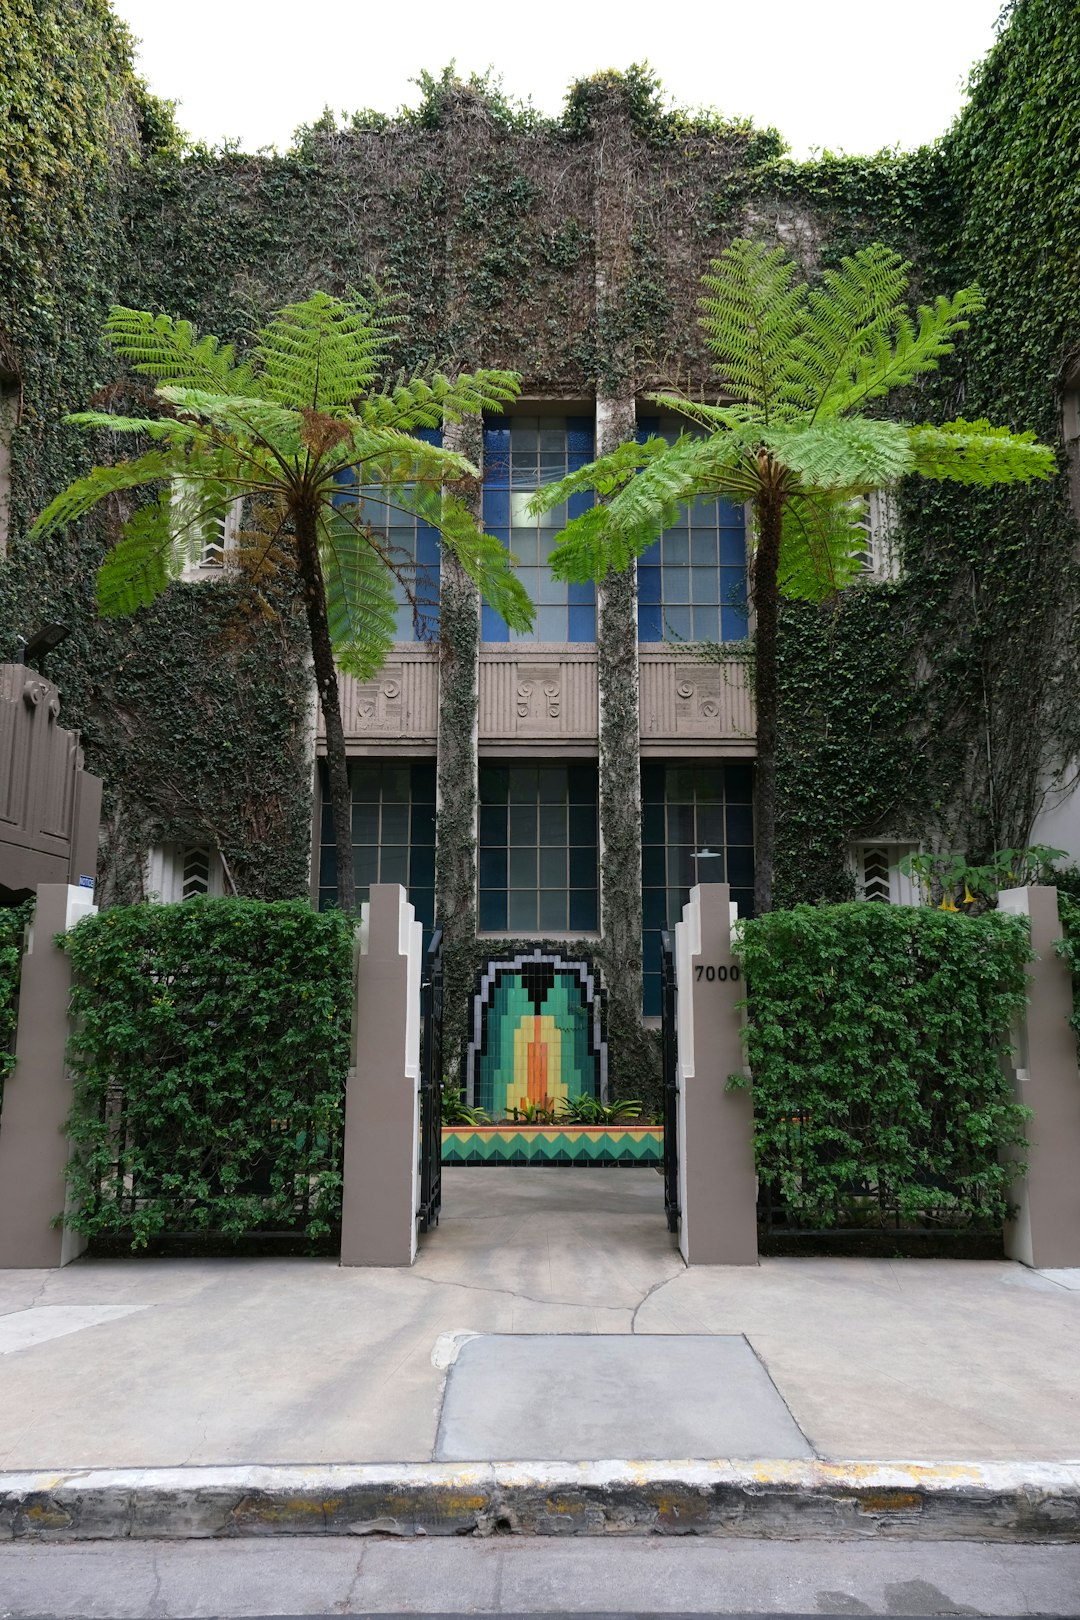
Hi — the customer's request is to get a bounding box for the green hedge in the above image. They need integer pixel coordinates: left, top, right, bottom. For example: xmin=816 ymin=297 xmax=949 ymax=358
xmin=62 ymin=898 xmax=354 ymax=1248
xmin=0 ymin=901 xmax=32 ymax=1112
xmin=733 ymin=903 xmax=1032 ymax=1230
xmin=1054 ymin=894 xmax=1080 ymax=1046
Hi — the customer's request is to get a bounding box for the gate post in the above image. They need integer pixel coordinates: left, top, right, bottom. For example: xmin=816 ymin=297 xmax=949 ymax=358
xmin=0 ymin=883 xmax=97 ymax=1268
xmin=340 ymin=884 xmax=423 ymax=1267
xmin=675 ymin=883 xmax=758 ymax=1265
xmin=998 ymin=884 xmax=1080 ymax=1267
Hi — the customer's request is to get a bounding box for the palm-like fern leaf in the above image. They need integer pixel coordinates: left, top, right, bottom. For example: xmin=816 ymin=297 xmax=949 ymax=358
xmin=908 ymin=418 xmax=1056 ymax=484
xmin=778 ymin=494 xmax=868 ymax=602
xmin=32 ymin=453 xmax=178 ymax=539
xmin=527 ymin=437 xmax=667 ymax=515
xmin=761 ymin=417 xmax=915 ymax=491
xmin=361 ymin=368 xmax=520 ymax=431
xmin=399 ymin=484 xmax=533 ymax=632
xmin=317 ymin=511 xmax=399 ymax=678
xmin=697 ymin=239 xmax=809 ymax=423
xmin=104 ymin=307 xmax=254 ymax=394
xmin=66 ymin=411 xmax=200 ymax=446
xmin=794 ymin=245 xmax=911 ymax=418
xmin=821 ymin=287 xmax=984 ymax=417
xmin=96 ymin=491 xmax=183 ymax=616
xmin=254 ymin=291 xmax=396 ymax=412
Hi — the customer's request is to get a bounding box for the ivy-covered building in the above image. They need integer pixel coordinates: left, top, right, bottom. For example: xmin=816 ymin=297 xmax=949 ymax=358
xmin=2 ymin=0 xmax=1079 ymax=1087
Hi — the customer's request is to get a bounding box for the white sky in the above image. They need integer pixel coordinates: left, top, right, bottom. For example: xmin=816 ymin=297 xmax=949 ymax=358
xmin=111 ymin=0 xmax=1006 ymax=161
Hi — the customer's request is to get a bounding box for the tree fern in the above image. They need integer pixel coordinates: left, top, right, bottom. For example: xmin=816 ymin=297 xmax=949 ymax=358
xmin=533 ymin=237 xmax=1054 ymax=913
xmin=31 ymin=289 xmax=524 ymax=912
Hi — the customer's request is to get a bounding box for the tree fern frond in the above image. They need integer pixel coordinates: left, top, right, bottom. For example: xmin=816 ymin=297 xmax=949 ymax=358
xmin=65 ymin=411 xmax=200 ymax=445
xmin=821 ymin=286 xmax=985 ymax=415
xmin=254 ymin=290 xmax=396 ymax=412
xmin=761 ymin=417 xmax=914 ymax=491
xmin=697 ymin=239 xmax=808 ymax=422
xmin=317 ymin=513 xmax=398 ymax=678
xmin=31 ymin=453 xmax=178 ymax=538
xmin=908 ymin=418 xmax=1056 ymax=484
xmin=96 ymin=492 xmax=184 ymax=616
xmin=550 ymin=436 xmax=758 ymax=582
xmin=778 ymin=495 xmax=867 ymax=602
xmin=157 ymin=388 xmax=307 ymax=458
xmin=105 ymin=307 xmax=254 ymax=394
xmin=794 ymin=244 xmax=911 ymax=419
xmin=361 ymin=367 xmax=520 ymax=431
xmin=527 ymin=437 xmax=669 ymax=515
xmin=395 ymin=485 xmax=533 ymax=631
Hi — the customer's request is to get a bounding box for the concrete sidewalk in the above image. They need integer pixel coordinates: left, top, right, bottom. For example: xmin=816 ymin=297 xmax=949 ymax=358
xmin=1 ymin=1169 xmax=1078 ymax=1540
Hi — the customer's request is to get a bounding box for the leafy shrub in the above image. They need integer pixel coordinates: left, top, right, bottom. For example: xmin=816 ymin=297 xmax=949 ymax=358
xmin=733 ymin=903 xmax=1032 ymax=1230
xmin=1054 ymin=894 xmax=1080 ymax=1042
xmin=62 ymin=898 xmax=354 ymax=1248
xmin=0 ymin=901 xmax=33 ymax=1111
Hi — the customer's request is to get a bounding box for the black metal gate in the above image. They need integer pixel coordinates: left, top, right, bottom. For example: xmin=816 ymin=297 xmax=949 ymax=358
xmin=418 ymin=926 xmax=443 ymax=1232
xmin=660 ymin=928 xmax=680 ymax=1234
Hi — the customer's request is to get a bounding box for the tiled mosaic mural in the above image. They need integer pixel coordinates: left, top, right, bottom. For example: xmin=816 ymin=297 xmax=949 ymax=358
xmin=466 ymin=951 xmax=607 ymax=1116
xmin=442 ymin=1125 xmax=663 ymax=1167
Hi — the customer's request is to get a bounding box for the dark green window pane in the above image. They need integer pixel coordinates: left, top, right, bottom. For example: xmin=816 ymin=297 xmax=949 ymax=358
xmin=479 ymin=804 xmax=507 ymax=844
xmin=568 ymin=803 xmax=596 ymax=846
xmin=540 ymin=846 xmax=567 ymax=887
xmin=569 ymin=889 xmax=598 ymax=930
xmin=538 ymin=766 xmax=568 ymax=802
xmin=567 ymin=763 xmax=596 ymax=802
xmin=380 ymin=846 xmax=408 ymax=885
xmin=642 ymin=802 xmax=665 ymax=844
xmin=641 ymin=845 xmax=665 ymax=887
xmin=539 ymin=805 xmax=566 ymax=845
xmin=412 ymin=803 xmax=435 ymax=842
xmin=509 ymin=846 xmax=537 ymax=887
xmin=351 ymin=764 xmax=381 ymax=801
xmin=539 ymin=890 xmax=568 ymax=930
xmin=508 ymin=767 xmax=538 ymax=802
xmin=509 ymin=804 xmax=537 ymax=844
xmin=381 ymin=803 xmax=409 ymax=844
xmin=670 ymin=804 xmax=695 ymax=843
xmin=508 ymin=891 xmax=538 ymax=930
xmin=352 ymin=804 xmax=379 ymax=843
xmin=570 ymin=846 xmax=597 ymax=888
xmin=354 ymin=847 xmax=378 ymax=886
xmin=411 ymin=845 xmax=435 ymax=888
xmin=698 ymin=804 xmax=724 ymax=845
xmin=382 ymin=767 xmax=410 ymax=804
xmin=479 ymin=765 xmax=509 ymax=803
xmin=726 ymin=803 xmax=754 ymax=844
xmin=726 ymin=762 xmax=754 ymax=802
xmin=479 ymin=890 xmax=506 ymax=930
xmin=480 ymin=848 xmax=507 ymax=888
xmin=412 ymin=763 xmax=436 ymax=803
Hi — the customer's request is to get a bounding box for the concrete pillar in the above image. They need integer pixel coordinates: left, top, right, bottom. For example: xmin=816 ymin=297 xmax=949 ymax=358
xmin=340 ymin=884 xmax=423 ymax=1267
xmin=675 ymin=883 xmax=758 ymax=1265
xmin=0 ymin=883 xmax=96 ymax=1267
xmin=998 ymin=885 xmax=1080 ymax=1267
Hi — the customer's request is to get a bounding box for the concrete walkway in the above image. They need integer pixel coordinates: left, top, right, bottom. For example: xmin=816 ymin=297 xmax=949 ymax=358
xmin=1 ymin=1168 xmax=1078 ymax=1474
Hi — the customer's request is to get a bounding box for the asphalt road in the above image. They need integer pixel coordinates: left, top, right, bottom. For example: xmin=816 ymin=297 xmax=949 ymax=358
xmin=0 ymin=1537 xmax=1078 ymax=1618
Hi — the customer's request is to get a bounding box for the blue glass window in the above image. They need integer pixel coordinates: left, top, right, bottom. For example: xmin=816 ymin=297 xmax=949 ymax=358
xmin=640 ymin=761 xmax=755 ymax=1015
xmin=333 ymin=428 xmax=442 ymax=641
xmin=318 ymin=761 xmax=437 ymax=947
xmin=636 ymin=418 xmax=749 ymax=645
xmin=478 ymin=763 xmax=598 ymax=932
xmin=481 ymin=417 xmax=596 ymax=643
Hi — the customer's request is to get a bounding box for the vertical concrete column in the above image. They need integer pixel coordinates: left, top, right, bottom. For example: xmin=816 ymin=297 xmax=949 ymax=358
xmin=436 ymin=416 xmax=481 ymax=1091
xmin=675 ymin=883 xmax=758 ymax=1265
xmin=0 ymin=883 xmax=96 ymax=1268
xmin=998 ymin=884 xmax=1080 ymax=1267
xmin=340 ymin=884 xmax=423 ymax=1267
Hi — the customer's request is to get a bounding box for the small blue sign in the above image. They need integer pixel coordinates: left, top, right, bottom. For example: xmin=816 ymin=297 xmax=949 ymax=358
xmin=78 ymin=875 xmax=95 ymax=890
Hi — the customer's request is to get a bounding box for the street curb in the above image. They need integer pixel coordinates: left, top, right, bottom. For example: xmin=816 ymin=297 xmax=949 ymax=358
xmin=2 ymin=1459 xmax=1080 ymax=1543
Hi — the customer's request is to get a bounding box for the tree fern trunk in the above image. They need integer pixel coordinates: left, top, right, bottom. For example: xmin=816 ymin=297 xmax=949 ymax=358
xmin=294 ymin=505 xmax=356 ymax=914
xmin=753 ymin=487 xmax=783 ymax=915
